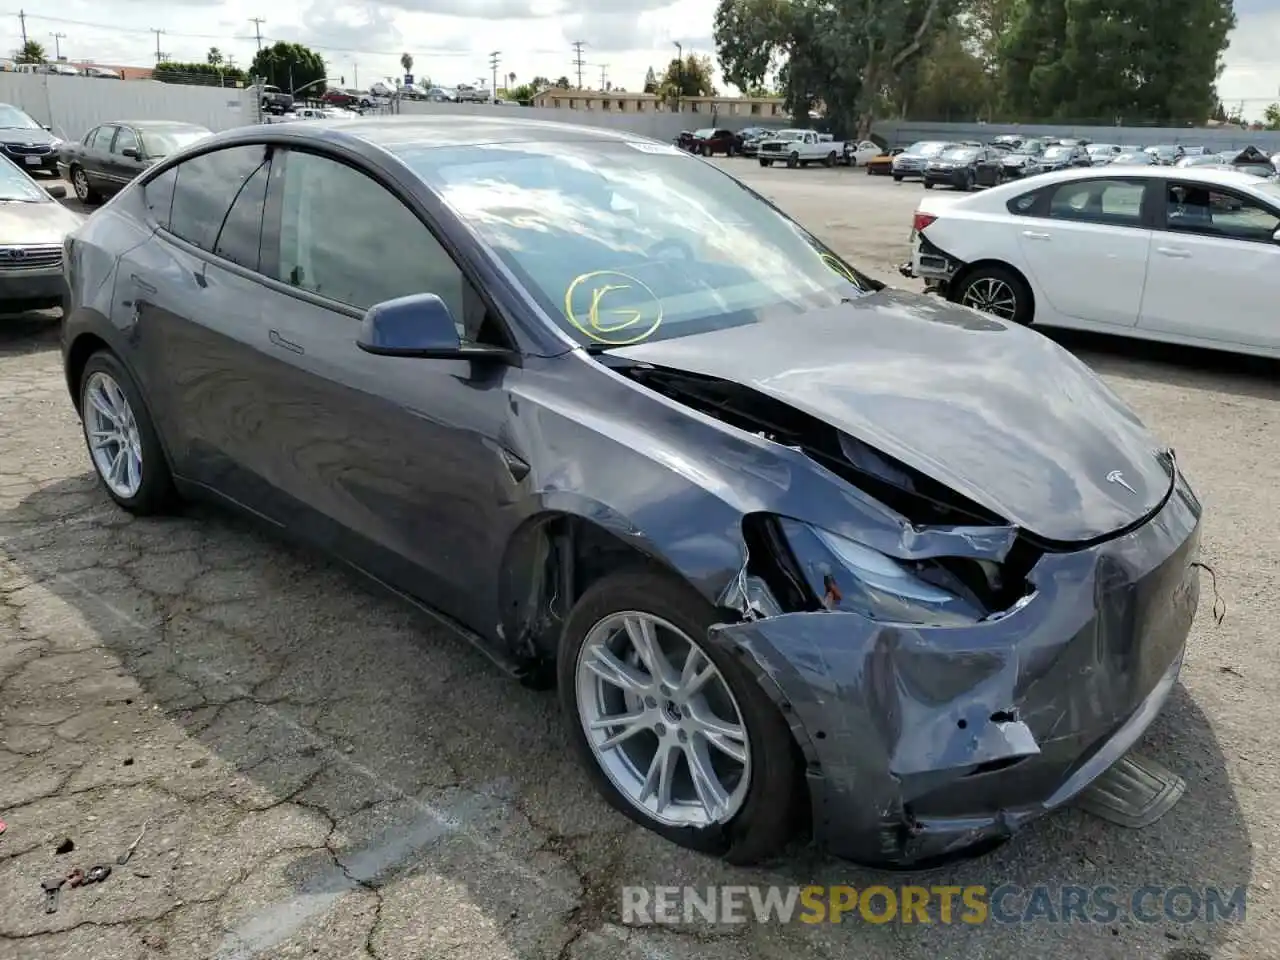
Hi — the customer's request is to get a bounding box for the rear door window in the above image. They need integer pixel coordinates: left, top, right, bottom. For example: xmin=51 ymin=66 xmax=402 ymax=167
xmin=167 ymin=144 xmax=270 ymax=252
xmin=1047 ymin=178 xmax=1146 ymax=227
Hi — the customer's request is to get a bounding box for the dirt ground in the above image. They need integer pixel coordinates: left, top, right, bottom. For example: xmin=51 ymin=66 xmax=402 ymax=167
xmin=0 ymin=162 xmax=1276 ymax=960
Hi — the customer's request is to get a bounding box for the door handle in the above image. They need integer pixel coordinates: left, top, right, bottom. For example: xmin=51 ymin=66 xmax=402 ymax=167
xmin=1022 ymin=231 xmax=1051 ymax=240
xmin=129 ymin=273 xmax=157 ymax=295
xmin=1156 ymin=247 xmax=1191 ymax=258
xmin=268 ymin=330 xmax=304 ymax=355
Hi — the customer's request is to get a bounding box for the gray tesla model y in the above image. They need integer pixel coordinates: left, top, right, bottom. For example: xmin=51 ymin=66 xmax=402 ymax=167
xmin=59 ymin=116 xmax=1203 ymax=868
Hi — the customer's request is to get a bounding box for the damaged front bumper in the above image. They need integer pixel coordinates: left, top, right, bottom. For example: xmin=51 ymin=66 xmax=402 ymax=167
xmin=710 ymin=470 xmax=1202 ymax=869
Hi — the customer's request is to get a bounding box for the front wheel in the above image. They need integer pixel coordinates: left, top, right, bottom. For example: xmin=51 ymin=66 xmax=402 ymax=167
xmin=964 ymin=170 xmax=976 ymax=191
xmin=892 ymin=174 xmax=903 ymax=182
xmin=558 ymin=569 xmax=801 ymax=865
xmin=759 ymin=158 xmax=772 ymax=167
xmin=70 ymin=165 xmax=101 ymax=204
xmin=78 ymin=350 xmax=178 ymax=514
xmin=950 ymin=265 xmax=1033 ymax=325
xmin=924 ymin=181 xmax=934 ymax=190
xmin=786 ymin=152 xmax=800 ymax=169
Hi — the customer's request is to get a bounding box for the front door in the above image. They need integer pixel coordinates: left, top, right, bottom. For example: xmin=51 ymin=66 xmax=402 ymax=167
xmin=1138 ymin=180 xmax=1280 ymax=351
xmin=1014 ymin=176 xmax=1154 ymax=327
xmin=242 ymin=146 xmax=525 ymax=630
xmin=104 ymin=126 xmax=146 ymax=195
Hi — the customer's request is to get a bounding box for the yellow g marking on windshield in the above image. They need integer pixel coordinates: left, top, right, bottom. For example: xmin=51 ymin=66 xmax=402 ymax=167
xmin=821 ymin=253 xmax=859 ymax=284
xmin=564 ymin=270 xmax=664 ymax=345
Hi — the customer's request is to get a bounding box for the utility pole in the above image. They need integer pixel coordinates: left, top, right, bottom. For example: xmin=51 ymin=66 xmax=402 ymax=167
xmin=249 ymin=17 xmax=266 ymax=51
xmin=489 ymin=50 xmax=500 ymax=101
xmin=572 ymin=40 xmax=585 ymax=89
xmin=18 ymin=9 xmax=26 ymax=48
xmin=353 ymin=63 xmax=357 ymax=88
xmin=49 ymin=31 xmax=65 ymax=60
xmin=599 ymin=64 xmax=608 ymax=90
xmin=150 ymin=28 xmax=165 ymax=63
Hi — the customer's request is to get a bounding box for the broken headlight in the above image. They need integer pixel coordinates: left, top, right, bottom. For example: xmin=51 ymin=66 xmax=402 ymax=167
xmin=778 ymin=519 xmax=992 ymax=627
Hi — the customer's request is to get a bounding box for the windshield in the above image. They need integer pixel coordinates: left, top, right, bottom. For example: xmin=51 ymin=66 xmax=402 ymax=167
xmin=1114 ymin=153 xmax=1148 ymax=163
xmin=1152 ymin=146 xmax=1176 ymax=156
xmin=775 ymin=130 xmax=805 ymax=141
xmin=0 ymin=156 xmax=50 ymax=202
xmin=940 ymin=148 xmax=978 ymax=161
xmin=907 ymin=141 xmax=949 ymax=157
xmin=399 ymin=140 xmax=870 ymax=348
xmin=694 ymin=128 xmax=715 ymax=138
xmin=1087 ymin=144 xmax=1116 ymax=154
xmin=1014 ymin=140 xmax=1044 ymax=154
xmin=139 ymin=127 xmax=209 ymax=158
xmin=1043 ymin=147 xmax=1071 ymax=159
xmin=0 ymin=105 xmax=40 ymax=130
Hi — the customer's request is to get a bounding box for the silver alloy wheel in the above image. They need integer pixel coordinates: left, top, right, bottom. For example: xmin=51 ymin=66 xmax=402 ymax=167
xmin=575 ymin=611 xmax=752 ymax=829
xmin=83 ymin=371 xmax=144 ymax=499
xmin=961 ymin=276 xmax=1018 ymax=319
xmin=73 ymin=167 xmax=89 ymax=200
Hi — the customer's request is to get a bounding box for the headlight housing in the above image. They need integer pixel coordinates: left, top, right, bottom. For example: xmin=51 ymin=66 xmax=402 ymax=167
xmin=769 ymin=518 xmax=1034 ymax=627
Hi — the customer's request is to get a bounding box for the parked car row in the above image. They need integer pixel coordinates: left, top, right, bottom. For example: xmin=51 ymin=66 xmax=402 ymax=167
xmin=674 ymin=127 xmax=883 ymax=169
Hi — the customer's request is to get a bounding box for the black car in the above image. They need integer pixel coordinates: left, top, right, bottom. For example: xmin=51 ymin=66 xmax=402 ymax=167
xmin=1038 ymin=143 xmax=1093 ymax=172
xmin=999 ymin=138 xmax=1047 ymax=178
xmin=0 ymin=102 xmax=62 ymax=177
xmin=922 ymin=144 xmax=1005 ymax=190
xmin=61 ymin=116 xmax=1203 ymax=869
xmin=736 ymin=126 xmax=772 ymax=157
xmin=57 ymin=121 xmax=212 ymax=205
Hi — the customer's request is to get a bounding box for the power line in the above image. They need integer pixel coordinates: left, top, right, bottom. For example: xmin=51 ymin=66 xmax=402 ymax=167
xmin=249 ymin=17 xmax=266 ymax=51
xmin=572 ymin=39 xmax=585 ymax=89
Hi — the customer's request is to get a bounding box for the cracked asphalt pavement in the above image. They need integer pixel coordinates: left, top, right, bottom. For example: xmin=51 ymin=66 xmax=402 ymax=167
xmin=1 ymin=164 xmax=1277 ymax=959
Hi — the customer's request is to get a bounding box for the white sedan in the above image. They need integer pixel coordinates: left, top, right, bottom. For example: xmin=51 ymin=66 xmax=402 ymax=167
xmin=903 ymin=166 xmax=1280 ymax=359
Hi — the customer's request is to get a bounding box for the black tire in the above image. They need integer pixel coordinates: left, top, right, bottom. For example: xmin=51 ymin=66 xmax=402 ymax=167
xmin=557 ymin=568 xmax=801 ymax=865
xmin=70 ymin=165 xmax=102 ymax=204
xmin=759 ymin=158 xmax=772 ymax=167
xmin=892 ymin=174 xmax=903 ymax=182
xmin=924 ymin=181 xmax=934 ymax=190
xmin=77 ymin=350 xmax=178 ymax=515
xmin=950 ymin=265 xmax=1034 ymax=326
xmin=964 ymin=170 xmax=976 ymax=191
xmin=824 ymin=151 xmax=837 ymax=167
xmin=786 ymin=152 xmax=800 ymax=169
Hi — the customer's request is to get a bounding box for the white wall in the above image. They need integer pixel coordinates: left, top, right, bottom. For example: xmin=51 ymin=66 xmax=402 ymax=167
xmin=0 ymin=73 xmax=257 ymax=141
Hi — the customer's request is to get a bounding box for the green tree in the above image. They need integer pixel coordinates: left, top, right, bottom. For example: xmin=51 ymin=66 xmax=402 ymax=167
xmin=893 ymin=23 xmax=997 ymax=120
xmin=997 ymin=0 xmax=1234 ymax=123
xmin=251 ymin=41 xmax=327 ymax=95
xmin=657 ymin=53 xmax=717 ymax=104
xmin=1264 ymin=103 xmax=1280 ymax=131
xmin=156 ymin=60 xmax=247 ymax=87
xmin=15 ymin=39 xmax=46 ymax=64
xmin=1212 ymin=100 xmax=1228 ymax=123
xmin=530 ymin=75 xmax=550 ymax=88
xmin=400 ymin=52 xmax=413 ymax=75
xmin=714 ymin=0 xmax=953 ymax=137
xmin=507 ymin=82 xmax=537 ymax=102
xmin=554 ymin=75 xmax=571 ymax=88
xmin=207 ymin=47 xmax=223 ymax=67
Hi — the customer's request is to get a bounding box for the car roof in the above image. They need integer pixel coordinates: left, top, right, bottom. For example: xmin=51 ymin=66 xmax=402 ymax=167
xmin=1022 ymin=165 xmax=1267 ymax=189
xmin=221 ymin=115 xmax=676 ymax=151
xmin=107 ymin=120 xmax=210 ymax=130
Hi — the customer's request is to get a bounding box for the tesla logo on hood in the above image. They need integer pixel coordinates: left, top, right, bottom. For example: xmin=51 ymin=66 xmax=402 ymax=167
xmin=1106 ymin=470 xmax=1138 ymax=494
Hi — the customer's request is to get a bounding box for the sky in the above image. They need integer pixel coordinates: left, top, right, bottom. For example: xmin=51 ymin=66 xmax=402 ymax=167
xmin=11 ymin=0 xmax=1280 ymax=118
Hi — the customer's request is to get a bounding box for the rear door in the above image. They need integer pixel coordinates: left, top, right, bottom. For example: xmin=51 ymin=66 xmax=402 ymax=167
xmin=1013 ymin=176 xmax=1155 ymax=327
xmin=104 ymin=125 xmax=147 ymax=194
xmin=1137 ymin=180 xmax=1280 ymax=351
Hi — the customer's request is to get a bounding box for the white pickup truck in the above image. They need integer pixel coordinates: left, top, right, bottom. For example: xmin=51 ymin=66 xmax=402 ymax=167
xmin=756 ymin=129 xmax=847 ymax=168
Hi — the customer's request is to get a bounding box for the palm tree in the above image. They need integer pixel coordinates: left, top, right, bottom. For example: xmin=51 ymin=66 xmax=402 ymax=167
xmin=507 ymin=71 xmax=515 ymax=90
xmin=400 ymin=52 xmax=413 ymax=76
xmin=207 ymin=47 xmax=224 ymax=67
xmin=15 ymin=39 xmax=46 ymax=64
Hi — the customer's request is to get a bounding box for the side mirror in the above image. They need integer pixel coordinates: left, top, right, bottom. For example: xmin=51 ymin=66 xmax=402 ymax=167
xmin=356 ymin=293 xmax=517 ymax=362
xmin=44 ymin=182 xmax=66 ymax=199
xmin=122 ymin=147 xmax=139 ymax=160
xmin=42 ymin=124 xmax=52 ymax=131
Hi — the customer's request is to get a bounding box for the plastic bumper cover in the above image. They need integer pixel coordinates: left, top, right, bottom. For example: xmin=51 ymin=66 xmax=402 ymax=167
xmin=710 ymin=470 xmax=1202 ymax=868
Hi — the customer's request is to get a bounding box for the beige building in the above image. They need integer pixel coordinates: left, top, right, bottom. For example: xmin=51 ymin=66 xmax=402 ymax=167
xmin=530 ymin=86 xmax=786 ymax=118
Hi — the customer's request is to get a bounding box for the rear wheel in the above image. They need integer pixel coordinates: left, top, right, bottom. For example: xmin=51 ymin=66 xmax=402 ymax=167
xmin=558 ymin=569 xmax=800 ymax=865
xmin=824 ymin=151 xmax=837 ymax=167
xmin=951 ymin=265 xmax=1033 ymax=325
xmin=78 ymin=351 xmax=178 ymax=514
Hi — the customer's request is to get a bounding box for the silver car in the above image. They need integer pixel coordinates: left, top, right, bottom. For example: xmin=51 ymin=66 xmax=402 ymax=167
xmin=0 ymin=156 xmax=80 ymax=314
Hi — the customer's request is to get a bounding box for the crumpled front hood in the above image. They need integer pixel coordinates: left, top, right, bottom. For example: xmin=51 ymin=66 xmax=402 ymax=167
xmin=611 ymin=289 xmax=1173 ymax=544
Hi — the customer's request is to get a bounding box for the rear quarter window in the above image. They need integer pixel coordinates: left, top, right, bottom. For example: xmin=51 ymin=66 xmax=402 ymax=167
xmin=1007 ymin=190 xmax=1041 ymax=215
